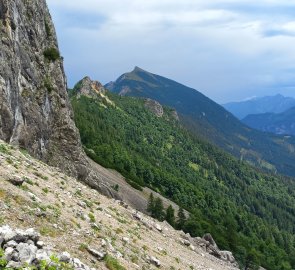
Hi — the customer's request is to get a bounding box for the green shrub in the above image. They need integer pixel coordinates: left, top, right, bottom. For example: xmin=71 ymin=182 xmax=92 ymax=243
xmin=45 ymin=20 xmax=52 ymax=37
xmin=0 ymin=144 xmax=9 ymax=154
xmin=0 ymin=249 xmax=7 ymax=268
xmin=88 ymin=212 xmax=96 ymax=222
xmin=44 ymin=77 xmax=54 ymax=93
xmin=43 ymin=48 xmax=60 ymax=61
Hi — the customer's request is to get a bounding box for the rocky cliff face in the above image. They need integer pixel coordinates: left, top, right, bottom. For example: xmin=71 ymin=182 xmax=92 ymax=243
xmin=0 ymin=0 xmax=95 ymax=183
xmin=73 ymin=77 xmax=105 ymax=99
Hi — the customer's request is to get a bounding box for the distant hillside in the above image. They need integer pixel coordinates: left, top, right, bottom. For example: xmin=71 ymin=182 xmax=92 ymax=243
xmin=105 ymin=67 xmax=295 ymax=177
xmin=223 ymin=94 xmax=295 ymax=120
xmin=70 ymin=77 xmax=295 ymax=270
xmin=243 ymin=106 xmax=295 ymax=136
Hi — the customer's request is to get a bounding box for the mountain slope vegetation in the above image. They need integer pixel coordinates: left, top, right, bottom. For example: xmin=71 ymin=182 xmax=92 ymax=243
xmin=105 ymin=67 xmax=295 ymax=177
xmin=70 ymin=79 xmax=295 ymax=270
xmin=243 ymin=106 xmax=295 ymax=136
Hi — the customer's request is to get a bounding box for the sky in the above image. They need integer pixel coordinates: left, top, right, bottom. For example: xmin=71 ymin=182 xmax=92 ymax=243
xmin=46 ymin=0 xmax=295 ymax=103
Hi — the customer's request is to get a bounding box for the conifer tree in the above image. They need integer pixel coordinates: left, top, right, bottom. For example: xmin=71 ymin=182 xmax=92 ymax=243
xmin=147 ymin=192 xmax=155 ymax=214
xmin=165 ymin=205 xmax=176 ymax=227
xmin=177 ymin=207 xmax=186 ymax=229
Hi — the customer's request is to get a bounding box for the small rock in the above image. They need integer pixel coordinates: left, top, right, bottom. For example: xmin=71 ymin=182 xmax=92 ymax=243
xmin=27 ymin=192 xmax=42 ymax=203
xmin=35 ymin=208 xmax=46 ymax=217
xmin=183 ymin=239 xmax=191 ymax=246
xmin=59 ymin=251 xmax=71 ymax=263
xmin=78 ymin=201 xmax=87 ymax=209
xmin=150 ymin=256 xmax=161 ymax=267
xmin=154 ymin=224 xmax=162 ymax=232
xmin=157 ymin=247 xmax=163 ymax=252
xmin=36 ymin=241 xmax=44 ymax=248
xmin=87 ymin=247 xmax=106 ymax=261
xmin=122 ymin=237 xmax=129 ymax=244
xmin=133 ymin=212 xmax=142 ymax=221
xmin=101 ymin=239 xmax=107 ymax=247
xmin=91 ymin=223 xmax=101 ymax=231
xmin=189 ymin=245 xmax=196 ymax=251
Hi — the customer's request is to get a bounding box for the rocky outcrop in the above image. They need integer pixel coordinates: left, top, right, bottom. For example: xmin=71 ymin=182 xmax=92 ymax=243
xmin=144 ymin=98 xmax=164 ymax=117
xmin=0 ymin=226 xmax=95 ymax=269
xmin=74 ymin=77 xmax=105 ymax=99
xmin=0 ymin=0 xmax=107 ymax=190
xmin=180 ymin=232 xmax=239 ymax=267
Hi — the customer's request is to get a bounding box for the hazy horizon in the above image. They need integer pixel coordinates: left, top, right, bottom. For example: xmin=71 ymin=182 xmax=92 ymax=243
xmin=47 ymin=0 xmax=295 ymax=103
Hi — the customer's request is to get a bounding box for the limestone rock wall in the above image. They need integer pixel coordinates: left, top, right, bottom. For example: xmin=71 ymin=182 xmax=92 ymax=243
xmin=0 ymin=0 xmax=94 ymax=183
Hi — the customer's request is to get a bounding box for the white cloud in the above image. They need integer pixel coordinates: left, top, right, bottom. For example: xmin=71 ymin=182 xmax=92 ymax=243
xmin=47 ymin=0 xmax=295 ymax=103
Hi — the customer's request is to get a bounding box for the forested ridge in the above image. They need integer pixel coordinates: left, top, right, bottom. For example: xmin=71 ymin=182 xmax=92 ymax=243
xmin=70 ymin=87 xmax=295 ymax=270
xmin=107 ymin=67 xmax=295 ymax=177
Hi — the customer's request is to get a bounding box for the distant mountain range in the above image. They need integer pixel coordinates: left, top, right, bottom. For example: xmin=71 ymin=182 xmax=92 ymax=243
xmin=243 ymin=106 xmax=295 ymax=136
xmin=223 ymin=94 xmax=295 ymax=120
xmin=105 ymin=67 xmax=295 ymax=177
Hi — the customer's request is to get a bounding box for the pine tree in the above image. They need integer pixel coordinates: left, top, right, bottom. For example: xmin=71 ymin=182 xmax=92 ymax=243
xmin=153 ymin=197 xmax=165 ymax=221
xmin=177 ymin=207 xmax=186 ymax=229
xmin=147 ymin=193 xmax=155 ymax=214
xmin=165 ymin=205 xmax=175 ymax=227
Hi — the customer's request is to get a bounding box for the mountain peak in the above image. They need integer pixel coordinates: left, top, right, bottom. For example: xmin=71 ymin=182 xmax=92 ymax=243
xmin=133 ymin=66 xmax=146 ymax=73
xmin=73 ymin=77 xmax=105 ymax=98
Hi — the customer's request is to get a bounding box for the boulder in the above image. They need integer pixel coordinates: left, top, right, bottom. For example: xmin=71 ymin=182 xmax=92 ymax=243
xmin=220 ymin=251 xmax=236 ymax=264
xmin=203 ymin=233 xmax=218 ymax=249
xmin=8 ymin=176 xmax=25 ymax=186
xmin=16 ymin=242 xmax=38 ymax=264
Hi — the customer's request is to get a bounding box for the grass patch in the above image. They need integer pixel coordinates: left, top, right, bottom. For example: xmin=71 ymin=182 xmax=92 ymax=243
xmin=78 ymin=243 xmax=88 ymax=252
xmin=0 ymin=144 xmax=9 ymax=154
xmin=88 ymin=212 xmax=96 ymax=222
xmin=39 ymin=226 xmax=59 ymax=237
xmin=42 ymin=187 xmax=49 ymax=194
xmin=104 ymin=255 xmax=126 ymax=270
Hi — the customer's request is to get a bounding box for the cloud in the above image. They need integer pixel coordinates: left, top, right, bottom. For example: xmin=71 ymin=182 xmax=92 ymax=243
xmin=261 ymin=22 xmax=295 ymax=37
xmin=47 ymin=0 xmax=295 ymax=103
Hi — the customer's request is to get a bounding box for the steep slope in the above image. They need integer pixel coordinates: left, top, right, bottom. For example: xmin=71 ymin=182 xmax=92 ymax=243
xmin=243 ymin=106 xmax=295 ymax=136
xmin=71 ymin=77 xmax=295 ymax=270
xmin=0 ymin=0 xmax=96 ymax=184
xmin=105 ymin=67 xmax=295 ymax=177
xmin=223 ymin=94 xmax=295 ymax=120
xmin=0 ymin=140 xmax=239 ymax=270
